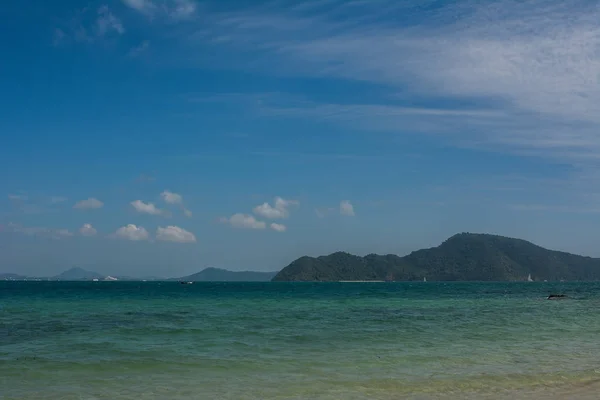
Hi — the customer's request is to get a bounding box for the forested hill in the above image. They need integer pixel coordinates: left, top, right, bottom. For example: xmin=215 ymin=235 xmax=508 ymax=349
xmin=272 ymin=233 xmax=600 ymax=282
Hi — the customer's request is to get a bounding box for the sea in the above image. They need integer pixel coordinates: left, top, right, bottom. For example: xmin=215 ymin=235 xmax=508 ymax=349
xmin=2 ymin=281 xmax=600 ymax=400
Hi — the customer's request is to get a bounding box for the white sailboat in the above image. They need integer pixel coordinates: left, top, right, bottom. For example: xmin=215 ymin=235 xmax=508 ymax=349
xmin=527 ymin=273 xmax=533 ymax=282
xmin=423 ymin=277 xmax=427 ymax=282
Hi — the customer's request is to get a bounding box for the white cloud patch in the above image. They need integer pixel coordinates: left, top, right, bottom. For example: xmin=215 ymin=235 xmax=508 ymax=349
xmin=113 ymin=224 xmax=149 ymax=241
xmin=253 ymin=196 xmax=298 ymax=219
xmin=340 ymin=200 xmax=355 ymax=216
xmin=79 ymin=223 xmax=97 ymax=237
xmin=270 ymin=223 xmax=286 ymax=232
xmin=131 ymin=200 xmax=164 ymax=215
xmin=74 ymin=198 xmax=104 ymax=209
xmin=222 ymin=213 xmax=266 ymax=229
xmin=156 ymin=225 xmax=196 ymax=243
xmin=183 ymin=208 xmax=193 ymax=217
xmin=160 ymin=190 xmax=183 ymax=205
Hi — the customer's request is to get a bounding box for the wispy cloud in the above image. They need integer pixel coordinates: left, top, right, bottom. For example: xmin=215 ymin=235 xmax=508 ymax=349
xmin=74 ymin=198 xmax=104 ymax=210
xmin=508 ymin=204 xmax=600 ymax=214
xmin=128 ymin=40 xmax=150 ymax=57
xmin=6 ymin=223 xmax=73 ymax=239
xmin=122 ymin=0 xmax=197 ymax=20
xmin=54 ymin=6 xmax=124 ymax=46
xmin=170 ymin=0 xmax=600 ymax=164
xmin=96 ymin=6 xmax=125 ymax=36
xmin=220 ymin=213 xmax=266 ymax=229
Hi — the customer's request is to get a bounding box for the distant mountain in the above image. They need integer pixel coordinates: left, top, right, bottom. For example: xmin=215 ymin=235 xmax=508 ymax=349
xmin=53 ymin=267 xmax=105 ymax=281
xmin=273 ymin=233 xmax=600 ymax=282
xmin=0 ymin=273 xmax=28 ymax=280
xmin=179 ymin=267 xmax=278 ymax=282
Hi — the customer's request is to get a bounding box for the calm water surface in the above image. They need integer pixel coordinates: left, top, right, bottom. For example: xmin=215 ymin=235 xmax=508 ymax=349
xmin=1 ymin=281 xmax=600 ymax=399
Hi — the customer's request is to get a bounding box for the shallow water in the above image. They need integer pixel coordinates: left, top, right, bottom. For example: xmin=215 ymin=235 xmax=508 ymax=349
xmin=1 ymin=281 xmax=599 ymax=399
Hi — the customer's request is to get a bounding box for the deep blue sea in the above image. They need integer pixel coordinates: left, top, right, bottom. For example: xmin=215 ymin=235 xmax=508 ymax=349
xmin=2 ymin=281 xmax=600 ymax=399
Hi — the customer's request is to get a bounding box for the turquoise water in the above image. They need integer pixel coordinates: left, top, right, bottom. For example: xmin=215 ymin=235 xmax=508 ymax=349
xmin=2 ymin=282 xmax=600 ymax=399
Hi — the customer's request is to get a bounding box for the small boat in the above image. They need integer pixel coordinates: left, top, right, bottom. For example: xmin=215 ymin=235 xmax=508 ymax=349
xmin=547 ymin=294 xmax=567 ymax=300
xmin=179 ymin=281 xmax=193 ymax=285
xmin=423 ymin=277 xmax=427 ymax=282
xmin=527 ymin=274 xmax=533 ymax=282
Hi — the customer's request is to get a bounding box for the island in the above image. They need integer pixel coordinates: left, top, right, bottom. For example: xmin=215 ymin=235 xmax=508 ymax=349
xmin=272 ymin=233 xmax=600 ymax=282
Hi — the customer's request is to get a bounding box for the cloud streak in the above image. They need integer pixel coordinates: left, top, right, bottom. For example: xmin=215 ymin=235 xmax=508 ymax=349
xmin=74 ymin=198 xmax=104 ymax=210
xmin=221 ymin=213 xmax=266 ymax=229
xmin=176 ymin=0 xmax=600 ymax=164
xmin=6 ymin=223 xmax=73 ymax=239
xmin=122 ymin=0 xmax=197 ymax=20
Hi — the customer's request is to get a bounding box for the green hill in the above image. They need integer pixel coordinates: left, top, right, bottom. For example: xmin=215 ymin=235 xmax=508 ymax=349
xmin=179 ymin=267 xmax=277 ymax=282
xmin=272 ymin=233 xmax=600 ymax=282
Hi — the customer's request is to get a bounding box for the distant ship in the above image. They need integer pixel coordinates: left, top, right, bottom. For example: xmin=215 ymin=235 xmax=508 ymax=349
xmin=179 ymin=281 xmax=193 ymax=285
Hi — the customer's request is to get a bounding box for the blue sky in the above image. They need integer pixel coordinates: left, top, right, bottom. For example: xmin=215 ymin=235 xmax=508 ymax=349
xmin=2 ymin=0 xmax=600 ymax=277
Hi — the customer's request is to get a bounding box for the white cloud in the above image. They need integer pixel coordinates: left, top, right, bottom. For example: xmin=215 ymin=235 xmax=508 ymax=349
xmin=340 ymin=200 xmax=355 ymax=216
xmin=156 ymin=225 xmax=196 ymax=243
xmin=160 ymin=190 xmax=183 ymax=205
xmin=222 ymin=213 xmax=266 ymax=229
xmin=79 ymin=223 xmax=97 ymax=237
xmin=7 ymin=223 xmax=73 ymax=239
xmin=131 ymin=200 xmax=164 ymax=215
xmin=170 ymin=0 xmax=196 ymax=20
xmin=96 ymin=6 xmax=125 ymax=36
xmin=8 ymin=194 xmax=27 ymax=201
xmin=253 ymin=196 xmax=298 ymax=219
xmin=183 ymin=208 xmax=193 ymax=217
xmin=74 ymin=198 xmax=104 ymax=209
xmin=122 ymin=0 xmax=154 ymax=13
xmin=122 ymin=0 xmax=196 ymax=20
xmin=270 ymin=223 xmax=286 ymax=232
xmin=181 ymin=0 xmax=600 ymax=165
xmin=113 ymin=224 xmax=149 ymax=241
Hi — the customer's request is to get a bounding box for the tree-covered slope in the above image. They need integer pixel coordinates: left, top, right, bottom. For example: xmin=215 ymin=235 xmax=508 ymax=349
xmin=272 ymin=233 xmax=600 ymax=282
